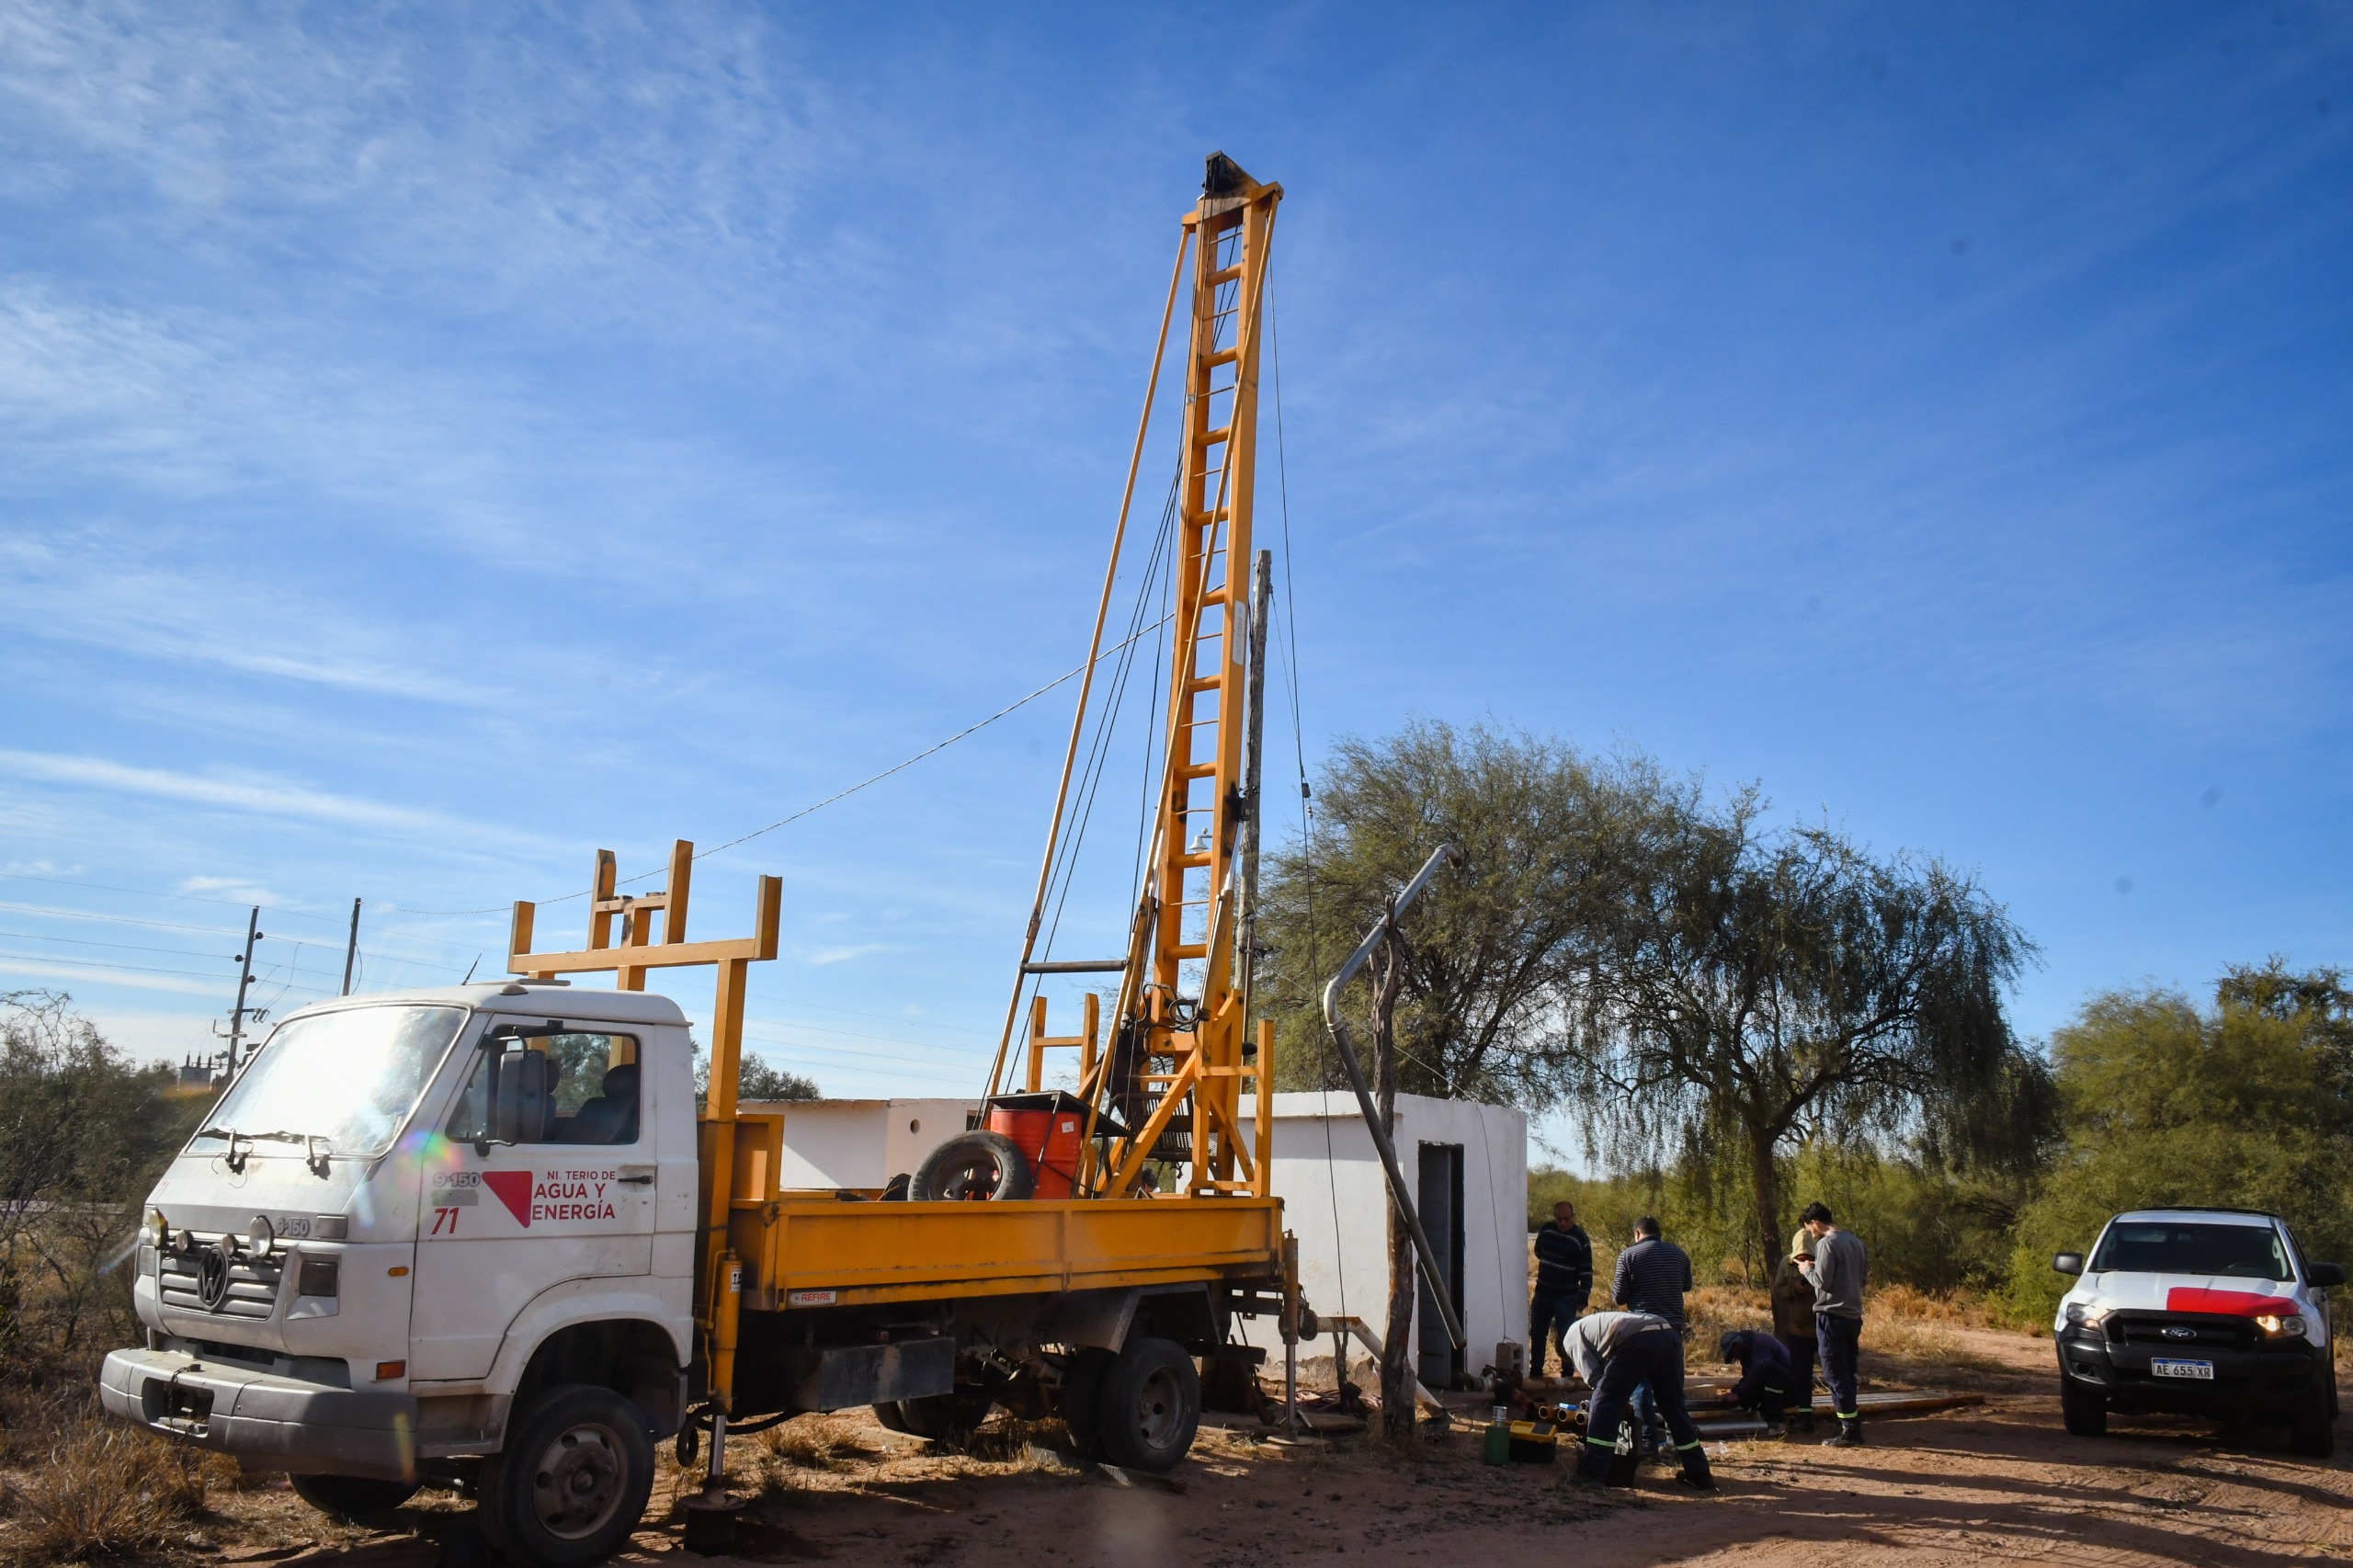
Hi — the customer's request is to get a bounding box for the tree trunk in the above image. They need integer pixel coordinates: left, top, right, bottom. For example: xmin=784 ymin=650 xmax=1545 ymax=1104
xmin=1372 ymin=946 xmax=1415 ymax=1440
xmin=1747 ymin=1117 xmax=1784 ymax=1277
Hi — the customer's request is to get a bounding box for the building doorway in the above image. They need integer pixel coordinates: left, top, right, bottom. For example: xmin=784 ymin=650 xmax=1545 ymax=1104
xmin=1415 ymin=1142 xmax=1467 ymax=1389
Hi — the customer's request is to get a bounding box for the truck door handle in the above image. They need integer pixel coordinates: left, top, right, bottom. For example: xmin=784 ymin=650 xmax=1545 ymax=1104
xmin=617 ymin=1165 xmax=655 ymax=1186
xmin=617 ymin=1176 xmax=654 ymax=1186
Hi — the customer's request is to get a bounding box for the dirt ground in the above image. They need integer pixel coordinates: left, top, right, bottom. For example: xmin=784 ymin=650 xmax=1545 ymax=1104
xmin=129 ymin=1319 xmax=2350 ymax=1568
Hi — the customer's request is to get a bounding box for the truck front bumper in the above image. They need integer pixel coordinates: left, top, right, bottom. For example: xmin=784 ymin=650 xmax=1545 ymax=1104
xmin=100 ymin=1348 xmax=420 ymax=1482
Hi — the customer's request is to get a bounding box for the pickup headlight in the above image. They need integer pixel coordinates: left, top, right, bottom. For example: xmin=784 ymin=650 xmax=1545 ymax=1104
xmin=2063 ymin=1303 xmax=2109 ymax=1330
xmin=2255 ymin=1313 xmax=2307 ymax=1338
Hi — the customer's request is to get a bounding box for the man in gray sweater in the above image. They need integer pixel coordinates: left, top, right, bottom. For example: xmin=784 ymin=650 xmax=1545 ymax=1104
xmin=1562 ymin=1310 xmax=1714 ymax=1491
xmin=1796 ymin=1200 xmax=1869 ymax=1448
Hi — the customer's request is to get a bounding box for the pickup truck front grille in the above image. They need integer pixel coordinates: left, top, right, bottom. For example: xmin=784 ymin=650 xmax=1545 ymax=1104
xmin=159 ymin=1241 xmax=283 ymax=1319
xmin=2110 ymin=1314 xmax=2256 ymax=1352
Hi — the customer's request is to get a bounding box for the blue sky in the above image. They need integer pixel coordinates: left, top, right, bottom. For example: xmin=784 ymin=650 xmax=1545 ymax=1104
xmin=1 ymin=4 xmax=2347 ymax=1151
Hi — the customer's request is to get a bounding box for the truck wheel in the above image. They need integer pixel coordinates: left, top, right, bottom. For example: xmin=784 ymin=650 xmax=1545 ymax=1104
xmin=2288 ymin=1382 xmax=2336 ymax=1459
xmin=894 ymin=1385 xmax=996 ymax=1443
xmin=912 ymin=1131 xmax=1034 ymax=1201
xmin=871 ymin=1400 xmax=914 ymax=1433
xmin=2059 ymin=1377 xmax=2107 ymax=1437
xmin=1059 ymin=1348 xmax=1115 ymax=1458
xmin=1095 ymin=1337 xmax=1199 ymax=1473
xmin=481 ymin=1384 xmax=654 ymax=1567
xmin=290 ymin=1474 xmax=419 ymax=1519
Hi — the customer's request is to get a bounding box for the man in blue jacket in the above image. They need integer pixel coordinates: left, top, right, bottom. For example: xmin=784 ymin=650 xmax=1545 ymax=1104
xmin=1529 ymin=1200 xmax=1592 ymax=1378
xmin=1715 ymin=1328 xmax=1794 ymax=1436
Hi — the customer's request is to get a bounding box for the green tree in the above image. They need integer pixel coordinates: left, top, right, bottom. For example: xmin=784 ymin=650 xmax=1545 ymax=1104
xmin=695 ymin=1047 xmax=822 ymax=1108
xmin=1570 ymin=797 xmax=2046 ymax=1272
xmin=2003 ymin=972 xmax=2353 ymax=1323
xmin=1256 ymin=721 xmax=1659 ymax=1111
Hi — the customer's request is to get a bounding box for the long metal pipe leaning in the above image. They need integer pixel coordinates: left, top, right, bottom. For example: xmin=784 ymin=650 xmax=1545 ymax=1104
xmin=1319 ymin=842 xmax=1467 ymax=1351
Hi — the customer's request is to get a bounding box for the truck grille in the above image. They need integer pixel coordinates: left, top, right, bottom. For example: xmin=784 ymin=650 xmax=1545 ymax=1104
xmin=2110 ymin=1314 xmax=2255 ymax=1352
xmin=159 ymin=1241 xmax=283 ymax=1319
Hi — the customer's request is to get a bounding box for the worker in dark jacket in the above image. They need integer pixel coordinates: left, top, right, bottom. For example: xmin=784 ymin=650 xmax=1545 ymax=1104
xmin=1611 ymin=1217 xmax=1693 ymax=1457
xmin=1529 ymin=1200 xmax=1592 ymax=1378
xmin=1769 ymin=1228 xmax=1820 ymax=1431
xmin=1715 ymin=1329 xmax=1794 ymax=1435
xmin=1563 ymin=1311 xmax=1714 ymax=1491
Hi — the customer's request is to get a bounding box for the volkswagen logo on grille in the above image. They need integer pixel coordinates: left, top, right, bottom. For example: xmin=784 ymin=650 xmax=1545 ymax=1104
xmin=2162 ymin=1325 xmax=2197 ymax=1341
xmin=197 ymin=1244 xmax=233 ymax=1312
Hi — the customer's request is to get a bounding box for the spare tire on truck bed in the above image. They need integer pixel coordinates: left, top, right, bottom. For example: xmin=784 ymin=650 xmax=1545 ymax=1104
xmin=912 ymin=1131 xmax=1033 ymax=1201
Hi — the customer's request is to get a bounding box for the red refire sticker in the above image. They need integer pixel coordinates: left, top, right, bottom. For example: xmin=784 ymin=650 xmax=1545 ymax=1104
xmin=483 ymin=1171 xmax=534 ymax=1225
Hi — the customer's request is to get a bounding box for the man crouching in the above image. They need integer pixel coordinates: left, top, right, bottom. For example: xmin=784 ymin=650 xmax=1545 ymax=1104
xmin=1563 ymin=1310 xmax=1714 ymax=1491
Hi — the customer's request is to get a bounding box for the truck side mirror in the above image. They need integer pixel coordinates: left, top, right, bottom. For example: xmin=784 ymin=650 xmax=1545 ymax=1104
xmin=2307 ymin=1261 xmax=2346 ymax=1289
xmin=2052 ymin=1252 xmax=2085 ymax=1277
xmin=490 ymin=1046 xmax=550 ymax=1145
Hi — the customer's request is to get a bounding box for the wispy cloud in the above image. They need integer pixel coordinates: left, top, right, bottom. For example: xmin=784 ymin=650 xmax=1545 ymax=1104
xmin=0 ymin=750 xmax=476 ymax=839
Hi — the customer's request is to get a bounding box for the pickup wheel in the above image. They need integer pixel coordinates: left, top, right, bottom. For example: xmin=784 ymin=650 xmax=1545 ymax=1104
xmin=1059 ymin=1348 xmax=1115 ymax=1459
xmin=2059 ymin=1376 xmax=2107 ymax=1437
xmin=912 ymin=1131 xmax=1034 ymax=1201
xmin=1095 ymin=1337 xmax=1199 ymax=1473
xmin=290 ymin=1474 xmax=418 ymax=1519
xmin=2288 ymin=1380 xmax=2336 ymax=1459
xmin=482 ymin=1384 xmax=654 ymax=1567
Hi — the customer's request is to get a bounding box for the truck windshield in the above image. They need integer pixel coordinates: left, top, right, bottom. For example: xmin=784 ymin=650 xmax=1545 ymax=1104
xmin=2090 ymin=1221 xmax=2291 ymax=1281
xmin=199 ymin=1006 xmax=467 ymax=1160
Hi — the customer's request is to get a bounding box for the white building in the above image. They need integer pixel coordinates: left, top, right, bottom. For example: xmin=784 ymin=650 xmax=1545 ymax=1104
xmin=1237 ymin=1092 xmax=1528 ymax=1389
xmin=753 ymin=1089 xmax=1529 ymax=1389
xmin=745 ymin=1097 xmax=975 ymax=1190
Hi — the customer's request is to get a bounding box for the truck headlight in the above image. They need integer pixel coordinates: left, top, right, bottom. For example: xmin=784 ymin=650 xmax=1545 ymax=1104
xmin=2063 ymin=1303 xmax=2108 ymax=1330
xmin=147 ymin=1210 xmax=168 ymax=1249
xmin=2255 ymin=1313 xmax=2307 ymax=1338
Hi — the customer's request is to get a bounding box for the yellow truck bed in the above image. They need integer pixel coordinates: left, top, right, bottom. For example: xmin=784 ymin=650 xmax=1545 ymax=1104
xmin=727 ymin=1194 xmax=1286 ymax=1311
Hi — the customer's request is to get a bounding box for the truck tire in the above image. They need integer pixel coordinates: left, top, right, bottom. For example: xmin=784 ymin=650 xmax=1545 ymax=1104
xmin=481 ymin=1383 xmax=654 ymax=1567
xmin=912 ymin=1131 xmax=1034 ymax=1201
xmin=1059 ymin=1347 xmax=1115 ymax=1458
xmin=1095 ymin=1337 xmax=1199 ymax=1473
xmin=2059 ymin=1376 xmax=2107 ymax=1437
xmin=871 ymin=1400 xmax=914 ymax=1433
xmin=2288 ymin=1381 xmax=2336 ymax=1459
xmin=894 ymin=1384 xmax=996 ymax=1443
xmin=290 ymin=1474 xmax=419 ymax=1519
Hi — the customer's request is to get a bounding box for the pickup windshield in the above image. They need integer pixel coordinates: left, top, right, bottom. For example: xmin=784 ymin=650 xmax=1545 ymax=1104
xmin=2090 ymin=1221 xmax=2291 ymax=1281
xmin=199 ymin=1006 xmax=467 ymax=1160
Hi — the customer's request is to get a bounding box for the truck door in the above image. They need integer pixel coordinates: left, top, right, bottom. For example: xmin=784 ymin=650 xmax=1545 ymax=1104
xmin=410 ymin=1028 xmax=658 ymax=1381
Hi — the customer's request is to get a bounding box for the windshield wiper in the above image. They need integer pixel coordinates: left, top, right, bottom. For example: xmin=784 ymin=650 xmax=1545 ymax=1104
xmin=195 ymin=1128 xmax=330 ymax=1176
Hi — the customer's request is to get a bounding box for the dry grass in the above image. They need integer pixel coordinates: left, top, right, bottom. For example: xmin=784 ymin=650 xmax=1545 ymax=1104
xmin=0 ymin=1419 xmax=236 ymax=1563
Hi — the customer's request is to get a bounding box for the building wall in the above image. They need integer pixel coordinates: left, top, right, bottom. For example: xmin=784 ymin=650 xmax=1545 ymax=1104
xmin=1237 ymin=1092 xmax=1528 ymax=1380
xmin=745 ymin=1097 xmax=975 ymax=1190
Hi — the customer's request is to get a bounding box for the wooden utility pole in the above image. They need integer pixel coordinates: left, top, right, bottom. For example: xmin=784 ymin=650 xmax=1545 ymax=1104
xmin=221 ymin=907 xmax=262 ymax=1074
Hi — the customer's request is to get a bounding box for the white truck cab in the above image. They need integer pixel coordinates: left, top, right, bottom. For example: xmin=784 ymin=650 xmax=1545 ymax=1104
xmin=102 ymin=982 xmax=699 ymax=1562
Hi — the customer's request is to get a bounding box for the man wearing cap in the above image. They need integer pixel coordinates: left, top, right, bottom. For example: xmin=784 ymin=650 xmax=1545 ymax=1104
xmin=1769 ymin=1227 xmax=1821 ymax=1432
xmin=1796 ymin=1201 xmax=1870 ymax=1448
xmin=1562 ymin=1310 xmax=1714 ymax=1492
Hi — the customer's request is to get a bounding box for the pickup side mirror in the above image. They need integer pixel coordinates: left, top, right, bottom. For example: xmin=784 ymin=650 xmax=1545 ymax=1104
xmin=2052 ymin=1252 xmax=2085 ymax=1277
xmin=2306 ymin=1261 xmax=2346 ymax=1289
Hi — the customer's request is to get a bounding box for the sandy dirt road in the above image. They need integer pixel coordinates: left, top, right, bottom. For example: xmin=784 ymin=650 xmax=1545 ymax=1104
xmin=227 ymin=1325 xmax=2350 ymax=1568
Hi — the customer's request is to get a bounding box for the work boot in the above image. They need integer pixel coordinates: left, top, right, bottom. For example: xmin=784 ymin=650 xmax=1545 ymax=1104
xmin=1822 ymin=1420 xmax=1864 ymax=1449
xmin=1759 ymin=1421 xmax=1788 ymax=1439
xmin=1570 ymin=1441 xmax=1615 ymax=1488
xmin=1674 ymin=1443 xmax=1716 ymax=1492
xmin=1789 ymin=1408 xmax=1815 ymax=1435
